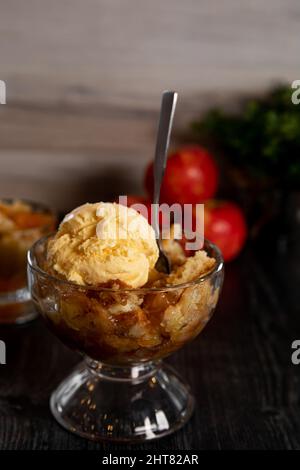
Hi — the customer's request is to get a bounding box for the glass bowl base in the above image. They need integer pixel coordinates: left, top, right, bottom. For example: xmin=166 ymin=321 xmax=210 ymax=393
xmin=50 ymin=358 xmax=195 ymax=443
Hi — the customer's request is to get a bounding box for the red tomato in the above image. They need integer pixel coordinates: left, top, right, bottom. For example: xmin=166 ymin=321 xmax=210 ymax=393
xmin=118 ymin=195 xmax=175 ymax=229
xmin=144 ymin=146 xmax=218 ymax=205
xmin=119 ymin=195 xmax=148 ymax=208
xmin=199 ymin=201 xmax=247 ymax=262
xmin=118 ymin=195 xmax=149 ymax=220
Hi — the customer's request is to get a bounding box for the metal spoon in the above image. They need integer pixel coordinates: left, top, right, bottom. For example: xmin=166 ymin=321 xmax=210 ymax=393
xmin=152 ymin=90 xmax=178 ymax=274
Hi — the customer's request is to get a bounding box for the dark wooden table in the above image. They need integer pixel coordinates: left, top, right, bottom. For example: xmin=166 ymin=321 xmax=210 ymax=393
xmin=1 ymin=240 xmax=300 ymax=450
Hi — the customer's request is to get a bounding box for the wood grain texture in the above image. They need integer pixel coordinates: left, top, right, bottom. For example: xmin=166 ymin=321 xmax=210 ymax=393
xmin=1 ymin=0 xmax=299 ymax=106
xmin=1 ymin=0 xmax=300 ymax=208
xmin=0 ymin=91 xmax=239 ymax=210
xmin=0 ymin=240 xmax=299 ymax=450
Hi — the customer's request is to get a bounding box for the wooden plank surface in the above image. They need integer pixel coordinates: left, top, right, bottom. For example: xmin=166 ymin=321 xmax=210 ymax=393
xmin=1 ymin=0 xmax=300 ymax=208
xmin=1 ymin=0 xmax=299 ymax=106
xmin=0 ymin=93 xmax=251 ymax=210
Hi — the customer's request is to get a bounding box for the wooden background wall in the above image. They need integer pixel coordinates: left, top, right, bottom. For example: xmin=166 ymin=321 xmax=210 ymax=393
xmin=0 ymin=0 xmax=299 ymax=210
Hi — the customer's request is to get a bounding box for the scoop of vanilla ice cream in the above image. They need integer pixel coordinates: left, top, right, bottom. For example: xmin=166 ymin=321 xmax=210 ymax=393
xmin=47 ymin=202 xmax=159 ymax=288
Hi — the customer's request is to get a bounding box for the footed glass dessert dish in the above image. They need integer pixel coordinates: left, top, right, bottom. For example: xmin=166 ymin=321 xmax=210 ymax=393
xmin=0 ymin=199 xmax=56 ymax=324
xmin=51 ymin=360 xmax=194 ymax=442
xmin=28 ymin=234 xmax=223 ymax=442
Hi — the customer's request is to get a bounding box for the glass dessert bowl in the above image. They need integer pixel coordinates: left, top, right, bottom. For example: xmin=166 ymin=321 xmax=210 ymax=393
xmin=0 ymin=199 xmax=56 ymax=324
xmin=28 ymin=233 xmax=223 ymax=443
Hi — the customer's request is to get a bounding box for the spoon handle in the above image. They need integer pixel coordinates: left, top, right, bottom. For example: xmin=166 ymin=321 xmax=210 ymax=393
xmin=153 ymin=90 xmax=178 ymax=237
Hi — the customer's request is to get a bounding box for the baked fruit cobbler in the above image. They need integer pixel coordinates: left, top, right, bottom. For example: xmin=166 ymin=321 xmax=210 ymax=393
xmin=29 ymin=202 xmax=221 ymax=363
xmin=0 ymin=199 xmax=55 ymax=323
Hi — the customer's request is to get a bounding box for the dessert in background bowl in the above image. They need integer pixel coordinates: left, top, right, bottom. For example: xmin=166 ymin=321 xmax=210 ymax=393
xmin=0 ymin=199 xmax=56 ymax=324
xmin=28 ymin=202 xmax=223 ymax=442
